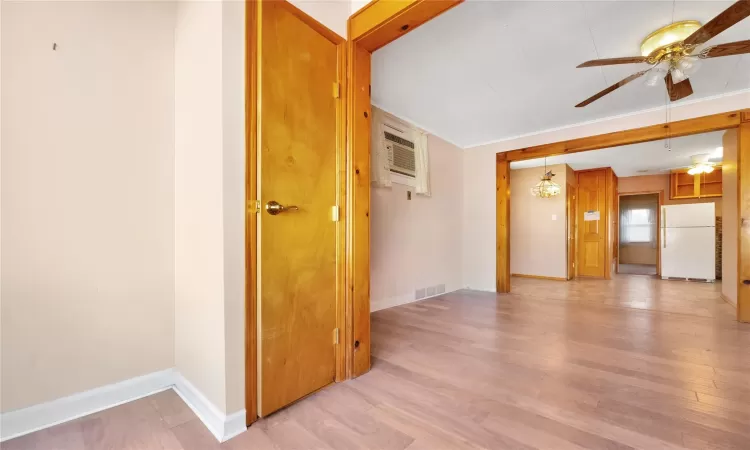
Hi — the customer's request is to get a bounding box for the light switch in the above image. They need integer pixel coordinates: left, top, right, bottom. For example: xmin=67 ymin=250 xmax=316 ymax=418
xmin=551 ymin=214 xmax=557 ymax=221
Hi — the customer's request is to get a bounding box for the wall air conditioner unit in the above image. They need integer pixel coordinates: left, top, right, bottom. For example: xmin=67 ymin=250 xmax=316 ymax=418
xmin=384 ymin=129 xmax=416 ymax=179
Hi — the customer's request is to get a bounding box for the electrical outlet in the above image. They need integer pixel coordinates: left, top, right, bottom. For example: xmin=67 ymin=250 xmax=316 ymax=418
xmin=415 ymin=288 xmax=426 ymax=300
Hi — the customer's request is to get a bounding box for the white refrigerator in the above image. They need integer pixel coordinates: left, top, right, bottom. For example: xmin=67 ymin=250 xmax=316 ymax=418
xmin=661 ymin=203 xmax=716 ymax=281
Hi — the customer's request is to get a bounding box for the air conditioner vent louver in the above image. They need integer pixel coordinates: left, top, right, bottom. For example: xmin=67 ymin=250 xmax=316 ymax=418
xmin=384 ymin=131 xmax=416 ymax=178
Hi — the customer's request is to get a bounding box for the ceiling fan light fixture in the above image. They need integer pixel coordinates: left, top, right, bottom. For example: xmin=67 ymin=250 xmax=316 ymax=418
xmin=640 ymin=20 xmax=702 ymax=57
xmin=687 ymin=163 xmax=715 ymax=175
xmin=644 ymin=64 xmax=668 ymax=86
xmin=676 ymin=56 xmax=702 ymax=76
xmin=670 ymin=66 xmax=689 ymax=83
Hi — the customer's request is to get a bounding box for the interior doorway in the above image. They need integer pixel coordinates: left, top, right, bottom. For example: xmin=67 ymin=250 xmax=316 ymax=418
xmin=618 ymin=193 xmax=661 ymax=276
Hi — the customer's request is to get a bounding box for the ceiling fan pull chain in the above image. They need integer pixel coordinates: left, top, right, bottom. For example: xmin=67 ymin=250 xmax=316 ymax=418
xmin=664 ymin=91 xmax=671 ymax=150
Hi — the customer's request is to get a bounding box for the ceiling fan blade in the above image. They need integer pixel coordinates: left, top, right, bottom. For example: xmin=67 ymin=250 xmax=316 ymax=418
xmin=684 ymin=0 xmax=750 ymax=47
xmin=665 ymin=73 xmax=694 ymax=102
xmin=577 ymin=56 xmax=648 ymax=68
xmin=575 ymin=70 xmax=648 ymax=107
xmin=701 ymin=39 xmax=750 ymax=58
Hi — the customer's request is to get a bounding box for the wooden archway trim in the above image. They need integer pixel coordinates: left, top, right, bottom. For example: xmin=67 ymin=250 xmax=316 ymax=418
xmin=346 ymin=0 xmax=463 ymax=377
xmin=497 ymin=108 xmax=750 ymax=323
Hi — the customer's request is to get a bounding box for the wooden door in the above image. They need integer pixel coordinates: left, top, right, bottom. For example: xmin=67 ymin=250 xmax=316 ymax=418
xmin=258 ymin=1 xmax=341 ymax=416
xmin=567 ymin=184 xmax=576 ymax=279
xmin=577 ymin=170 xmax=607 ymax=278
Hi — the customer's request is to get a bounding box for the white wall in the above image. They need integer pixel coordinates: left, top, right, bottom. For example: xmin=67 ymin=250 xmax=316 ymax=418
xmin=289 ymin=0 xmax=350 ymax=38
xmin=175 ymin=0 xmax=227 ymax=415
xmin=510 ymin=165 xmax=570 ymax=279
xmin=371 ymin=124 xmax=464 ymax=311
xmin=722 ymin=129 xmax=738 ymax=307
xmin=174 ymin=0 xmax=245 ymax=417
xmin=463 ymin=91 xmax=750 ymax=292
xmin=1 ymin=1 xmax=176 ymax=412
xmin=221 ymin=0 xmax=247 ymax=418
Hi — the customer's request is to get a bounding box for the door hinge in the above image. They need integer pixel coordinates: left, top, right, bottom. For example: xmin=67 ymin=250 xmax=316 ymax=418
xmin=333 ymin=82 xmax=341 ymax=99
xmin=331 ymin=205 xmax=340 ymax=222
xmin=248 ymin=200 xmax=261 ymax=214
xmin=333 ymin=328 xmax=339 ymax=345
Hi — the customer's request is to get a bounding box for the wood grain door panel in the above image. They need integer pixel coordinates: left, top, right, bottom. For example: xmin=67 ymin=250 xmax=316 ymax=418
xmin=259 ymin=1 xmax=338 ymax=416
xmin=577 ymin=170 xmax=607 ymax=278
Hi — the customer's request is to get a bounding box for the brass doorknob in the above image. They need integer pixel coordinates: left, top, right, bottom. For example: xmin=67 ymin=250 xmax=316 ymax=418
xmin=265 ymin=201 xmax=299 ymax=215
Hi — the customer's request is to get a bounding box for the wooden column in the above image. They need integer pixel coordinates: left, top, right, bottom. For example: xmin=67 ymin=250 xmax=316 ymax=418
xmin=739 ymin=119 xmax=750 ymax=323
xmin=347 ymin=40 xmax=372 ymax=376
xmin=496 ymin=154 xmax=510 ymax=293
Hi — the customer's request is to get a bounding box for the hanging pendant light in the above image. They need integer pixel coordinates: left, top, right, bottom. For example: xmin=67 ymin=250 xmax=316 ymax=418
xmin=530 ymin=158 xmax=561 ymax=198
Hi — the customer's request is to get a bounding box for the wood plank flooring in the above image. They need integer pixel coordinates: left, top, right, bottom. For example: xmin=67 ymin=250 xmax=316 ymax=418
xmin=5 ymin=276 xmax=748 ymax=449
xmin=617 ymin=263 xmax=657 ymax=276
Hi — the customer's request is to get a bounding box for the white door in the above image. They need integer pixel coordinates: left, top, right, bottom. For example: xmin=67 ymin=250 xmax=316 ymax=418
xmin=661 ymin=227 xmax=716 ymax=279
xmin=663 ymin=203 xmax=715 ymax=228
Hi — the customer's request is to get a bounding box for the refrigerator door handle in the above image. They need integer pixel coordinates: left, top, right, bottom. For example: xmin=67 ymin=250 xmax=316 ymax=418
xmin=662 ymin=207 xmax=666 ymax=248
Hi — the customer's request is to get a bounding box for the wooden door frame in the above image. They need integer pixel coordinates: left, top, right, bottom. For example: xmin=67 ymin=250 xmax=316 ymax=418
xmin=245 ymin=0 xmax=347 ymax=425
xmin=616 ymin=191 xmax=664 ymax=277
xmin=566 ymin=183 xmax=576 ymax=280
xmin=246 ymin=0 xmax=463 ymax=424
xmin=497 ymin=109 xmax=750 ymax=323
xmin=345 ymin=0 xmax=464 ymax=379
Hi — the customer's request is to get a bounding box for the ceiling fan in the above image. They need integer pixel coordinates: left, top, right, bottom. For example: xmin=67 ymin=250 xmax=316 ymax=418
xmin=576 ymin=0 xmax=750 ymax=107
xmin=637 ymin=153 xmax=722 ymax=175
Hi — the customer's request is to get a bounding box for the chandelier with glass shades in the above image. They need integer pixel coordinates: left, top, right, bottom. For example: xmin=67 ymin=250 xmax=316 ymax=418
xmin=575 ymin=0 xmax=750 ymax=107
xmin=530 ymin=158 xmax=561 ymax=198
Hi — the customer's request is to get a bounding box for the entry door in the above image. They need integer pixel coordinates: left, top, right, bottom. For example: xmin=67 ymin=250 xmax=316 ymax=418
xmin=577 ymin=170 xmax=607 ymax=278
xmin=258 ymin=1 xmax=340 ymax=416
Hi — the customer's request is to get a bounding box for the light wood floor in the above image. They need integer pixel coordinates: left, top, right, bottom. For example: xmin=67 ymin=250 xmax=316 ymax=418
xmin=5 ymin=276 xmax=749 ymax=450
xmin=617 ymin=263 xmax=658 ymax=276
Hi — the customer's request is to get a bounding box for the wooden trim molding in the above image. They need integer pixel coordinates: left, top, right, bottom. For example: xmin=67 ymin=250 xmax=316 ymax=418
xmin=496 ymin=155 xmax=510 ymax=293
xmin=349 ymin=0 xmax=462 ymax=52
xmin=739 ymin=121 xmax=750 ymax=323
xmin=511 ymin=274 xmax=567 ymax=281
xmin=334 ymin=41 xmax=348 ymax=381
xmin=617 ymin=190 xmax=664 ymax=276
xmin=505 ymin=111 xmax=742 ymax=162
xmin=244 ymin=0 xmax=259 ymax=426
xmin=345 ymin=0 xmax=465 ymax=377
xmin=498 ymin=109 xmax=750 ymax=323
xmin=346 ymin=37 xmax=372 ymax=377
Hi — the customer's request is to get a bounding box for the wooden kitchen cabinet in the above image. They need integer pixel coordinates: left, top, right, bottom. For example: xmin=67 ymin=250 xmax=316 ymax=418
xmin=669 ymin=168 xmax=722 ymax=200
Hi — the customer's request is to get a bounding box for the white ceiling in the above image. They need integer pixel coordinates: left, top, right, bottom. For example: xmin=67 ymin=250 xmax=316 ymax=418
xmin=509 ymin=131 xmax=725 ymax=177
xmin=372 ymin=1 xmax=750 ymax=148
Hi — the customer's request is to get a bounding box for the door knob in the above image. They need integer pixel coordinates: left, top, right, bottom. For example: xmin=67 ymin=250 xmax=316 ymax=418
xmin=265 ymin=201 xmax=299 ymax=215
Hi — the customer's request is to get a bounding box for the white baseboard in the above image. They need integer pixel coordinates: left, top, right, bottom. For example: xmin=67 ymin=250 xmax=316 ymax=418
xmin=172 ymin=372 xmax=246 ymax=442
xmin=372 ymin=288 xmax=459 ymax=312
xmin=0 ymin=369 xmax=246 ymax=444
xmin=0 ymin=368 xmax=175 ymax=442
